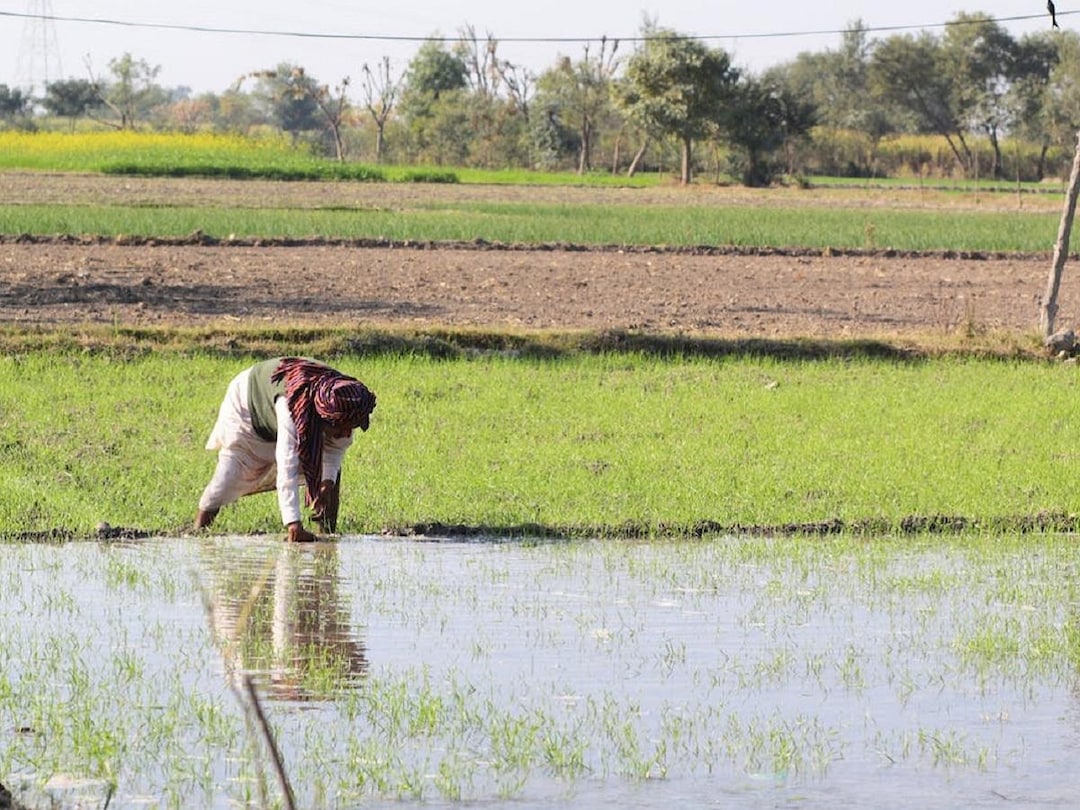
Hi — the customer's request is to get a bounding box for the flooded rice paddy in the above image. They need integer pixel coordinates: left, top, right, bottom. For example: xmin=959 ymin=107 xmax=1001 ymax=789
xmin=2 ymin=533 xmax=1080 ymax=808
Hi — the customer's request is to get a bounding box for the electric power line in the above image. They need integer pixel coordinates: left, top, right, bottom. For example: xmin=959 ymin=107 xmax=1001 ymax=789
xmin=0 ymin=7 xmax=1071 ymax=47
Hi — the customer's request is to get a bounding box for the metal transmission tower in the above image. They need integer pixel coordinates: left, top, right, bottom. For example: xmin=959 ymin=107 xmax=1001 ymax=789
xmin=14 ymin=0 xmax=63 ymax=94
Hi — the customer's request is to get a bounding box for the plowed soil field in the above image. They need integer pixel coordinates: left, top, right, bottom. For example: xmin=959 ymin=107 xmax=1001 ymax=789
xmin=0 ymin=173 xmax=1074 ymax=339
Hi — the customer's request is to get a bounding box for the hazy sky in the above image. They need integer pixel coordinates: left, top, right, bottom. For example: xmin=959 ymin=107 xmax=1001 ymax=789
xmin=0 ymin=0 xmax=1065 ymax=96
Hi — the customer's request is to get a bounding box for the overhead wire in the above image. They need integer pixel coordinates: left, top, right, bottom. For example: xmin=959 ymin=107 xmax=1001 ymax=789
xmin=0 ymin=7 xmax=1071 ymax=46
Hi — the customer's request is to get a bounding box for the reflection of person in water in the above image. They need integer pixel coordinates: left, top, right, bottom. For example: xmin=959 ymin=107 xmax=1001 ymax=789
xmin=195 ymin=357 xmax=376 ymax=541
xmin=206 ymin=543 xmax=367 ymax=701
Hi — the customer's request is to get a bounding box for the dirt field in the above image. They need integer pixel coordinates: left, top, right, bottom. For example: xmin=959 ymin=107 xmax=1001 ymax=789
xmin=1 ymin=240 xmax=1072 ymax=340
xmin=0 ymin=173 xmax=1076 ymax=340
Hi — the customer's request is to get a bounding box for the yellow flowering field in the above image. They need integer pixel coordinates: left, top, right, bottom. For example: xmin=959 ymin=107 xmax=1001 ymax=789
xmin=0 ymin=130 xmax=384 ymax=179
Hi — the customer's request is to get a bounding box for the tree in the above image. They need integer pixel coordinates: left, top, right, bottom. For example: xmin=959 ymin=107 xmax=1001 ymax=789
xmin=724 ymin=77 xmax=816 ymax=186
xmin=164 ymin=94 xmax=216 ymax=134
xmin=0 ymin=84 xmax=31 ymax=122
xmin=454 ymin=26 xmax=530 ymax=167
xmin=490 ymin=48 xmax=536 ymax=167
xmin=778 ymin=22 xmax=886 ymax=135
xmin=536 ymin=38 xmax=620 ymax=174
xmin=869 ymin=32 xmax=974 ymax=173
xmin=494 ymin=58 xmax=533 ymax=124
xmin=250 ymin=63 xmax=323 ymax=145
xmin=617 ymin=25 xmax=739 ymax=184
xmin=244 ymin=65 xmax=352 ymax=158
xmin=941 ymin=13 xmax=1020 ymax=178
xmin=88 ymin=53 xmax=165 ymax=129
xmin=215 ymin=87 xmax=263 ymax=134
xmin=42 ymin=78 xmax=100 ymax=128
xmin=399 ymin=38 xmax=470 ymax=163
xmin=400 ymin=38 xmax=468 ymax=121
xmin=1037 ymin=30 xmax=1080 ymax=178
xmin=361 ymin=57 xmax=401 ymax=163
xmin=1005 ymin=32 xmax=1059 ymax=180
xmin=308 ymin=76 xmax=353 ymax=162
xmin=774 ymin=20 xmax=897 ymax=177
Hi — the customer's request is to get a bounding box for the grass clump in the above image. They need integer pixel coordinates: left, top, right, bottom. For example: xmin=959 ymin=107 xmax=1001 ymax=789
xmin=397 ymin=169 xmax=459 ymax=184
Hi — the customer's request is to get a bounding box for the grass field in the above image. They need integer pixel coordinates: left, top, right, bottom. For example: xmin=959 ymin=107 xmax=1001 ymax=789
xmin=1 ymin=352 xmax=1076 ymax=539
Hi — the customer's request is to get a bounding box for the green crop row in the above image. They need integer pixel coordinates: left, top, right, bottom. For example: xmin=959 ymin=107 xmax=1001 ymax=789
xmin=0 ymin=200 xmax=1062 ymax=252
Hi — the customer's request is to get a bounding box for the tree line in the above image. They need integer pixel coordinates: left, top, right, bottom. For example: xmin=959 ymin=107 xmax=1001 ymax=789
xmin=2 ymin=14 xmax=1079 ymax=186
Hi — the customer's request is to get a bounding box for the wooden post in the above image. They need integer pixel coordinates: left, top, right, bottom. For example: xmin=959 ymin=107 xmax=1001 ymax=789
xmin=1042 ymin=130 xmax=1080 ymax=337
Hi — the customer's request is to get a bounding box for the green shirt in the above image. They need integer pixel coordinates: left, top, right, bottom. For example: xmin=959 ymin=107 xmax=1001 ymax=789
xmin=248 ymin=358 xmax=287 ymax=441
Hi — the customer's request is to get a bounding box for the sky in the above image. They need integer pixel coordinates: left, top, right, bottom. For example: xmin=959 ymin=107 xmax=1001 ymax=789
xmin=0 ymin=0 xmax=1066 ymax=97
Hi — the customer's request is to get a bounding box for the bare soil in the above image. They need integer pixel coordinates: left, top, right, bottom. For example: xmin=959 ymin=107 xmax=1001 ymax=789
xmin=0 ymin=173 xmax=1074 ymax=340
xmin=0 ymin=238 xmax=1070 ymax=341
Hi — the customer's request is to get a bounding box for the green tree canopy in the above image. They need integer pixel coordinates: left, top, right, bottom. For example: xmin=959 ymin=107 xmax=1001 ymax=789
xmin=869 ymin=31 xmax=972 ymax=169
xmin=1003 ymin=31 xmax=1058 ymax=179
xmin=535 ymin=39 xmax=620 ymax=173
xmin=41 ymin=78 xmax=99 ymax=125
xmin=252 ymin=63 xmax=323 ymax=142
xmin=777 ymin=22 xmax=890 ymax=137
xmin=0 ymin=84 xmax=31 ymax=121
xmin=725 ymin=77 xmax=816 ymax=186
xmin=617 ymin=25 xmax=739 ymax=184
xmin=400 ymin=39 xmax=468 ymax=120
xmin=942 ymin=13 xmax=1022 ymax=177
xmin=399 ymin=39 xmax=471 ymax=164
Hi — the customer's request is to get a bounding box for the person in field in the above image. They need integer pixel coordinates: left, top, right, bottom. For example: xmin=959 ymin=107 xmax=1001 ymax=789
xmin=195 ymin=357 xmax=376 ymax=542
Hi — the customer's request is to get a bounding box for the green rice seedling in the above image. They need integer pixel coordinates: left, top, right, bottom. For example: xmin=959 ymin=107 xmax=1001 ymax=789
xmin=916 ymin=729 xmax=987 ymax=768
xmin=0 ymin=199 xmax=1062 ymax=251
xmin=6 ymin=349 xmax=1080 ymax=539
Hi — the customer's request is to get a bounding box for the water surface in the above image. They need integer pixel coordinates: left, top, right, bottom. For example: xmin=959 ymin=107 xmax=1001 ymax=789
xmin=1 ymin=534 xmax=1079 ymax=808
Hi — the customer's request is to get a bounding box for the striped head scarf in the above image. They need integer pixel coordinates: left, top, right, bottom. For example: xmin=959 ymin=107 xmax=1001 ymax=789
xmin=271 ymin=357 xmax=377 ymax=504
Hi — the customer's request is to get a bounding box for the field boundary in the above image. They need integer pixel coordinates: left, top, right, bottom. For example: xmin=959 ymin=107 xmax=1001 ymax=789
xmin=0 ymin=231 xmax=1061 ymax=262
xmin=6 ymin=510 xmax=1078 ymax=543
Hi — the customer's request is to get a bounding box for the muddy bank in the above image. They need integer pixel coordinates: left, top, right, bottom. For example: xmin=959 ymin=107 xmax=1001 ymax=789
xmin=6 ymin=510 xmax=1077 ymax=543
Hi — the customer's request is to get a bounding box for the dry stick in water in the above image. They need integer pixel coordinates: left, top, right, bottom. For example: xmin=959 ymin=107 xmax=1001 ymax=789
xmin=194 ymin=558 xmax=296 ymax=810
xmin=242 ymin=674 xmax=297 ymax=810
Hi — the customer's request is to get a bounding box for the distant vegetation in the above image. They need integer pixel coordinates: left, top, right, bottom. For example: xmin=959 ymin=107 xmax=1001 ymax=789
xmin=0 ymin=142 xmax=1063 ymax=252
xmin=0 ymin=131 xmax=670 ymax=187
xmin=0 ymin=130 xmax=383 ymax=180
xmin=2 ymin=14 xmax=1078 ymax=187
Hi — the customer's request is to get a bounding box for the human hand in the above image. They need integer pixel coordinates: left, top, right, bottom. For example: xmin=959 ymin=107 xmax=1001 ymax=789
xmin=311 ymin=478 xmax=340 ymax=533
xmin=286 ymin=521 xmax=318 ymax=543
xmin=311 ymin=479 xmax=338 ymax=515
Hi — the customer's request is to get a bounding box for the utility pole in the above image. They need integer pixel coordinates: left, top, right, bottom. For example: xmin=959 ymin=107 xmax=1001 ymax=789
xmin=1041 ymin=130 xmax=1080 ymax=338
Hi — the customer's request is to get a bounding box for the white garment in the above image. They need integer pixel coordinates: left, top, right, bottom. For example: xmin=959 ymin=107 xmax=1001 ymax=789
xmin=198 ymin=366 xmax=353 ymax=526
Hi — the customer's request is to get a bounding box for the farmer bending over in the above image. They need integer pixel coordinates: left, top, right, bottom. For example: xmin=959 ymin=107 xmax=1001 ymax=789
xmin=195 ymin=357 xmax=376 ymax=542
